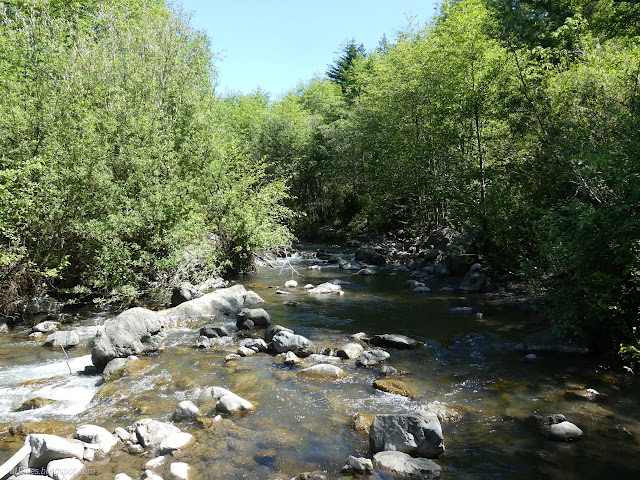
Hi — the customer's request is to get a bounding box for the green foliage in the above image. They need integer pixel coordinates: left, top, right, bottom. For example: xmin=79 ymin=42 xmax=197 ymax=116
xmin=0 ymin=0 xmax=291 ymax=313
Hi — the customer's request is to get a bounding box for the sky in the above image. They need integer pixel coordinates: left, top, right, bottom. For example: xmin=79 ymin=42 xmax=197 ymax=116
xmin=179 ymin=0 xmax=440 ymax=98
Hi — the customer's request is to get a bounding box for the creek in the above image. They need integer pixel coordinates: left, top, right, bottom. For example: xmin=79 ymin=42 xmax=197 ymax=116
xmin=1 ymin=247 xmax=639 ymax=479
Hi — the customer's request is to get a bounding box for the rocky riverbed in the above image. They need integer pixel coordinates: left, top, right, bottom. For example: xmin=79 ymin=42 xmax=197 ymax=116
xmin=1 ymin=245 xmax=639 ymax=479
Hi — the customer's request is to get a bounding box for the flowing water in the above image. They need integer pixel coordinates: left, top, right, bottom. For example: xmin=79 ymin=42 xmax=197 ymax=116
xmin=1 ymin=248 xmax=639 ymax=479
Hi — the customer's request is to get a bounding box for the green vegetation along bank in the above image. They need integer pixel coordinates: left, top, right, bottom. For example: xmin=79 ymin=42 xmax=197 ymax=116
xmin=1 ymin=0 xmax=639 ymax=365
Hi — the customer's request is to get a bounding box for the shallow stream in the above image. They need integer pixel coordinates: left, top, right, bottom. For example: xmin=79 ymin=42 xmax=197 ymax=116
xmin=1 ymin=248 xmax=639 ymax=479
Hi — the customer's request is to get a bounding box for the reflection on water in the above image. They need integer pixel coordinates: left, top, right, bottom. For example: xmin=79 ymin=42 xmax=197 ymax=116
xmin=1 ymin=248 xmax=639 ymax=479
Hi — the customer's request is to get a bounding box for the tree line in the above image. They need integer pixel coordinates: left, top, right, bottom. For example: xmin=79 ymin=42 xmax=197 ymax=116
xmin=228 ymin=0 xmax=640 ymax=363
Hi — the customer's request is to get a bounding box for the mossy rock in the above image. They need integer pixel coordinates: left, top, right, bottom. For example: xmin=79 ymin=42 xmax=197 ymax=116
xmin=15 ymin=397 xmax=53 ymax=411
xmin=373 ymin=378 xmax=421 ymax=398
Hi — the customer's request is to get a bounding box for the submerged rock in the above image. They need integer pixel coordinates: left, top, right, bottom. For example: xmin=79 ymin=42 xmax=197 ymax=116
xmin=299 ymin=364 xmax=346 ymax=379
xmin=373 ymin=451 xmax=442 ymax=479
xmin=91 ymin=308 xmax=166 ymax=371
xmin=369 ymin=411 xmax=445 ymax=458
xmin=370 ymin=334 xmax=418 ymax=349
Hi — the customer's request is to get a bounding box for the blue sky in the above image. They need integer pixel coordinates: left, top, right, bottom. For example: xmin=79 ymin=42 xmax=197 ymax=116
xmin=179 ymin=0 xmax=439 ymax=98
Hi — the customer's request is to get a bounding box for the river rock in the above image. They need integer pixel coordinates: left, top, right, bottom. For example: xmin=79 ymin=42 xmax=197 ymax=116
xmin=237 ymin=346 xmax=256 ymax=357
xmin=460 ymin=263 xmax=487 ymax=293
xmin=16 ymin=397 xmax=53 ymax=411
xmin=308 ymin=282 xmax=343 ymax=295
xmin=355 ymin=247 xmax=386 ymax=266
xmin=276 ymin=290 xmax=291 ymax=295
xmin=549 ymin=422 xmax=583 ymax=441
xmin=142 ymin=470 xmax=164 ymax=480
xmin=28 ymin=434 xmax=85 ymax=468
xmin=168 ymin=463 xmax=190 ymax=480
xmin=242 ymin=338 xmax=268 ymax=352
xmin=356 ymin=350 xmax=390 ymax=367
xmin=236 ymin=308 xmax=271 ymax=329
xmin=337 ymin=343 xmax=364 ymax=359
xmin=271 ymin=330 xmax=314 ymax=357
xmin=523 ymin=328 xmax=591 ymax=354
xmin=146 ymin=456 xmax=166 ymax=469
xmin=114 ymin=428 xmax=130 ymax=442
xmin=199 ymin=325 xmax=229 ymax=338
xmin=216 ymin=393 xmax=254 ymax=414
xmin=76 ymin=425 xmax=117 ymax=455
xmin=356 ymin=268 xmax=377 ymax=276
xmin=91 ymin=307 xmax=166 ymax=371
xmin=373 ymin=379 xmax=420 ymax=398
xmin=194 ymin=336 xmax=217 ymax=349
xmin=243 ymin=290 xmax=265 ymax=306
xmin=46 ymin=458 xmax=84 ymax=480
xmin=32 ymin=321 xmax=62 ymax=334
xmin=282 ymin=351 xmax=301 ymax=365
xmin=44 ymin=331 xmax=79 ymax=349
xmin=129 ymin=419 xmax=192 ymax=453
xmin=284 ymin=280 xmax=298 ymax=288
xmin=224 ymin=354 xmax=241 ymax=362
xmin=114 ymin=474 xmax=132 ymax=480
xmin=102 ymin=356 xmax=139 ymax=382
xmin=173 ymin=401 xmax=200 ymax=422
xmin=265 ymin=325 xmax=293 ymax=342
xmin=283 ymin=300 xmax=299 ymax=307
xmin=413 ymin=286 xmax=431 ymax=293
xmin=342 ymin=456 xmax=373 ymax=475
xmin=379 ymin=365 xmax=399 ymax=377
xmin=406 ymin=280 xmax=425 ymax=289
xmin=0 ymin=320 xmax=8 ymax=333
xmin=351 ymin=332 xmax=369 ymax=342
xmin=171 ymin=282 xmax=203 ymax=307
xmin=299 ymin=364 xmax=346 ymax=379
xmin=565 ymin=388 xmax=606 ymax=403
xmin=373 ymin=451 xmax=442 ymax=479
xmin=370 ymin=334 xmax=418 ymax=349
xmin=369 ymin=411 xmax=445 ymax=458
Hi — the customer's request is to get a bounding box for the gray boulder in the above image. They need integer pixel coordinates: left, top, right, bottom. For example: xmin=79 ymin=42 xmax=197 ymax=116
xmin=28 ymin=434 xmax=85 ymax=468
xmin=199 ymin=386 xmax=254 ymax=413
xmin=236 ymin=308 xmax=271 ymax=329
xmin=459 ymin=263 xmax=487 ymax=293
xmin=369 ymin=411 xmax=445 ymax=458
xmin=243 ymin=290 xmax=265 ymax=306
xmin=196 ymin=277 xmax=228 ymax=292
xmin=158 ymin=285 xmax=250 ymax=326
xmin=308 ymin=282 xmax=343 ymax=295
xmin=199 ymin=325 xmax=229 ymax=338
xmin=356 ymin=350 xmax=390 ymax=367
xmin=33 ymin=321 xmax=62 ymax=334
xmin=25 ymin=296 xmax=62 ymax=315
xmin=529 ymin=414 xmax=583 ymax=441
xmin=342 ymin=456 xmax=373 ymax=475
xmin=129 ymin=419 xmax=192 ymax=453
xmin=299 ymin=364 xmax=346 ymax=379
xmin=271 ymin=330 xmax=314 ymax=357
xmin=102 ymin=356 xmax=138 ymax=382
xmin=44 ymin=331 xmax=79 ymax=349
xmin=171 ymin=282 xmax=203 ymax=307
xmin=91 ymin=308 xmax=166 ymax=371
xmin=370 ymin=334 xmax=418 ymax=349
xmin=373 ymin=451 xmax=442 ymax=479
xmin=76 ymin=424 xmax=117 ymax=455
xmin=265 ymin=325 xmax=293 ymax=342
xmin=173 ymin=401 xmax=200 ymax=422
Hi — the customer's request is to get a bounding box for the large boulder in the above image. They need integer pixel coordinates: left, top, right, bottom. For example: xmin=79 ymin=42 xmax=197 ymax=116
xmin=91 ymin=308 xmax=166 ymax=371
xmin=28 ymin=434 xmax=85 ymax=468
xmin=170 ymin=282 xmax=203 ymax=307
xmin=355 ymin=247 xmax=386 ymax=266
xmin=158 ymin=285 xmax=253 ymax=327
xmin=369 ymin=411 xmax=444 ymax=458
xmin=373 ymin=451 xmax=442 ymax=479
xmin=459 ymin=263 xmax=487 ymax=293
xmin=370 ymin=334 xmax=418 ymax=349
xmin=271 ymin=330 xmax=314 ymax=357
